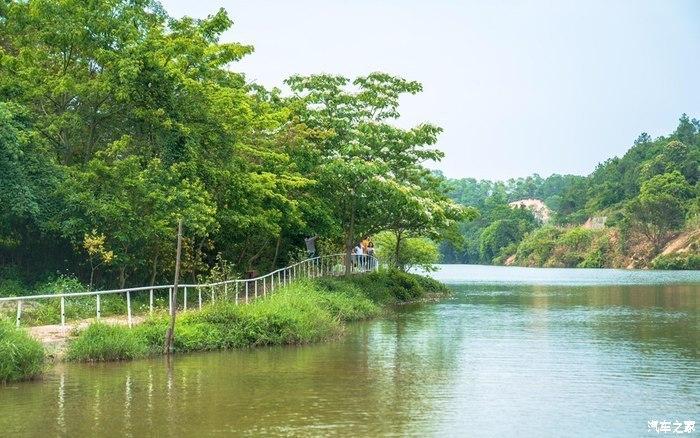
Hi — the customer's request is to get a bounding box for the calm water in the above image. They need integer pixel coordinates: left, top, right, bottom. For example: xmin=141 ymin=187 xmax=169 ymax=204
xmin=1 ymin=265 xmax=699 ymax=437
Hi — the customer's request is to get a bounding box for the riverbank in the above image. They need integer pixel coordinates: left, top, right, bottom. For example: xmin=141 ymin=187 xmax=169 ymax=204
xmin=1 ymin=270 xmax=449 ymax=380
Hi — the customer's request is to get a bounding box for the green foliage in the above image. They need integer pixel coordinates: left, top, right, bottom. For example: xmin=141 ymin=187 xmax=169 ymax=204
xmin=0 ymin=0 xmax=457 ymax=289
xmin=514 ymin=226 xmax=562 ymax=266
xmin=67 ymin=323 xmax=149 ymax=362
xmin=651 ymin=253 xmax=700 ymax=270
xmin=624 ymin=171 xmax=695 ymax=249
xmin=373 ymin=231 xmax=440 ymax=271
xmin=335 ymin=269 xmax=450 ymax=304
xmin=479 ymin=219 xmax=533 ymax=262
xmin=0 ymin=319 xmax=45 ymax=382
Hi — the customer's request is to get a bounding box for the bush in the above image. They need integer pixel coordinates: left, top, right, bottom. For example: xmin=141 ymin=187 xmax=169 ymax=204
xmin=342 ymin=269 xmax=449 ymax=303
xmin=651 ymin=253 xmax=700 ymax=270
xmin=515 ymin=226 xmax=561 ymax=266
xmin=0 ymin=320 xmax=45 ymax=382
xmin=67 ymin=323 xmax=149 ymax=362
xmin=373 ymin=232 xmax=440 ymax=271
xmin=0 ymin=278 xmax=25 ymax=297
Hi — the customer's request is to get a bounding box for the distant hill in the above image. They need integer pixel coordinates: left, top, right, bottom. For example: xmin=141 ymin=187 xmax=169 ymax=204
xmin=441 ymin=114 xmax=700 ymax=269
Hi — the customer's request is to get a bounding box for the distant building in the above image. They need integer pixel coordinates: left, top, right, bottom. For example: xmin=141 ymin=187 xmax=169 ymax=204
xmin=508 ymin=199 xmax=552 ymax=223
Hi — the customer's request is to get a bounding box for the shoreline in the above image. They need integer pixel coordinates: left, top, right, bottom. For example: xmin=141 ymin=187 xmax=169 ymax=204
xmin=2 ymin=271 xmax=450 ymax=382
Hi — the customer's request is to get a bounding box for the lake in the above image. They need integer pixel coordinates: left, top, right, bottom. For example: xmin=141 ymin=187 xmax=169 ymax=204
xmin=1 ymin=265 xmax=698 ymax=437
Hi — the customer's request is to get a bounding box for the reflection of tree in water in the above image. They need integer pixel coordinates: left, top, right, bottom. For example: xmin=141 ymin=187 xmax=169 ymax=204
xmin=0 ymin=304 xmax=468 ymax=437
xmin=358 ymin=302 xmax=470 ymax=434
xmin=2 ymin=283 xmax=697 ymax=435
xmin=454 ymin=283 xmax=699 ymax=359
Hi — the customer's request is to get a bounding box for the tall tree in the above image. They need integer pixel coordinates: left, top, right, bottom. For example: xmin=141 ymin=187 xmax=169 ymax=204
xmin=286 ymin=73 xmax=445 ymax=273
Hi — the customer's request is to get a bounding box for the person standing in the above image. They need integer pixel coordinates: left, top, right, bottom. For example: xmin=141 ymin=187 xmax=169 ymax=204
xmin=366 ymin=241 xmax=375 ymax=270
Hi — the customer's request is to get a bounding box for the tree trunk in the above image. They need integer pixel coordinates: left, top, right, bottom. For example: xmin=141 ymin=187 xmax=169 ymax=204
xmin=89 ymin=262 xmax=95 ymax=290
xmin=164 ymin=220 xmax=183 ymax=355
xmin=344 ymin=204 xmax=356 ymax=276
xmin=394 ymin=230 xmax=403 ymax=271
xmin=271 ymin=235 xmax=282 ymax=271
xmin=118 ymin=266 xmax=126 ymax=289
xmin=150 ymin=254 xmax=159 ymax=286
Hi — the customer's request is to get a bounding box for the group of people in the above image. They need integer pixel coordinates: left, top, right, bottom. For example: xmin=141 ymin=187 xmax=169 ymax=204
xmin=352 ymin=239 xmax=375 ymax=271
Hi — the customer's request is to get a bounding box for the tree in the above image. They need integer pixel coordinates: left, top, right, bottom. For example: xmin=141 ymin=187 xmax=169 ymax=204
xmin=82 ymin=231 xmax=114 ymax=289
xmin=378 ymin=172 xmax=474 ymax=270
xmin=479 ymin=219 xmax=530 ymax=262
xmin=58 ymin=140 xmax=216 ymax=287
xmin=373 ymin=232 xmax=440 ymax=272
xmin=286 ymin=73 xmax=445 ymax=274
xmin=625 ymin=171 xmax=694 ymax=250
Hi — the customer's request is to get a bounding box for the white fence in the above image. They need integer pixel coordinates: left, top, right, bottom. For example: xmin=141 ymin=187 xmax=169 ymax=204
xmin=0 ymin=253 xmax=379 ymax=328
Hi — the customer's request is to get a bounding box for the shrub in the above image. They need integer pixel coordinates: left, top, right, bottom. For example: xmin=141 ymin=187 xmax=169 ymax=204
xmin=0 ymin=278 xmax=25 ymax=297
xmin=0 ymin=320 xmax=44 ymax=383
xmin=67 ymin=323 xmax=149 ymax=362
xmin=651 ymin=253 xmax=700 ymax=270
xmin=345 ymin=269 xmax=449 ymax=303
xmin=515 ymin=226 xmax=561 ymax=266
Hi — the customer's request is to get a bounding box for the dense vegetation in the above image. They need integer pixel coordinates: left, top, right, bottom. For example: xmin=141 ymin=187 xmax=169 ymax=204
xmin=67 ymin=270 xmax=449 ymax=362
xmin=441 ymin=116 xmax=700 ymax=269
xmin=0 ymin=0 xmax=466 ymax=296
xmin=0 ymin=319 xmax=45 ymax=382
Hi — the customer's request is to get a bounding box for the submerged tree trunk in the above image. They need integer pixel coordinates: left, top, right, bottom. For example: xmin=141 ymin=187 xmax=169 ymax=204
xmin=164 ymin=220 xmax=183 ymax=355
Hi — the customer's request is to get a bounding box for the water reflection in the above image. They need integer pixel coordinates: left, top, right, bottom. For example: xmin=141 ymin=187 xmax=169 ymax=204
xmin=1 ymin=266 xmax=698 ymax=437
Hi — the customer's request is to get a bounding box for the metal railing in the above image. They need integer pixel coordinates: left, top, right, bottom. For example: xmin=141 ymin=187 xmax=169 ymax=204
xmin=0 ymin=253 xmax=379 ymax=328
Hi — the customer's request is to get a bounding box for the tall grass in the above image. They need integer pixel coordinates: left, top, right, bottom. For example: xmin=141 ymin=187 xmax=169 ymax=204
xmin=67 ymin=271 xmax=448 ymax=362
xmin=66 ymin=323 xmax=149 ymax=362
xmin=0 ymin=320 xmax=45 ymax=383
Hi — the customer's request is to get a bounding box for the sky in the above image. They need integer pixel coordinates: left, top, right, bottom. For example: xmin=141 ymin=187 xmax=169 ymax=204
xmin=160 ymin=0 xmax=700 ymax=181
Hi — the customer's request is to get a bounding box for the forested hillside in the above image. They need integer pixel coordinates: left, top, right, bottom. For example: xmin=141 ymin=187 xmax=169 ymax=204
xmin=441 ymin=115 xmax=700 ymax=269
xmin=0 ymin=0 xmax=465 ymax=294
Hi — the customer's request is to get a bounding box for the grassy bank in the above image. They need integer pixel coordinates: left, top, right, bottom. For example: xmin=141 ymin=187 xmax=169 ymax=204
xmin=0 ymin=320 xmax=45 ymax=383
xmin=67 ymin=270 xmax=449 ymax=362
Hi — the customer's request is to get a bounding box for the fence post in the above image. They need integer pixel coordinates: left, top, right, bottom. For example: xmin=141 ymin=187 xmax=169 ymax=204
xmin=96 ymin=294 xmax=101 ymax=320
xmin=168 ymin=287 xmax=173 ymax=315
xmin=149 ymin=289 xmax=154 ymax=314
xmin=235 ymin=282 xmax=239 ymax=305
xmin=263 ymin=277 xmax=267 ymax=297
xmin=211 ymin=286 xmax=215 ymax=304
xmin=254 ymin=279 xmax=258 ymax=299
xmin=224 ymin=283 xmax=228 ymax=301
xmin=183 ymin=286 xmax=188 ymax=311
xmin=127 ymin=291 xmax=132 ymax=327
xmin=245 ymin=281 xmax=249 ymax=304
xmin=60 ymin=296 xmax=65 ymax=326
xmin=198 ymin=287 xmax=202 ymax=310
xmin=15 ymin=300 xmax=22 ymax=327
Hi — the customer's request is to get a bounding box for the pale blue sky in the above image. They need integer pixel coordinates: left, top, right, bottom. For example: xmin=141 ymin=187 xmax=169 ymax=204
xmin=160 ymin=0 xmax=700 ymax=180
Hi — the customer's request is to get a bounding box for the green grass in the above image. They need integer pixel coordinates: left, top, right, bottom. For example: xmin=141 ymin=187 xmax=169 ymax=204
xmin=66 ymin=322 xmax=149 ymax=362
xmin=67 ymin=270 xmax=449 ymax=362
xmin=0 ymin=320 xmax=45 ymax=383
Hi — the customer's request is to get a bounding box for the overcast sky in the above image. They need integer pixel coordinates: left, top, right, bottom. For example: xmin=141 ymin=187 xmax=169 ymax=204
xmin=160 ymin=0 xmax=700 ymax=181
